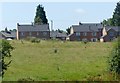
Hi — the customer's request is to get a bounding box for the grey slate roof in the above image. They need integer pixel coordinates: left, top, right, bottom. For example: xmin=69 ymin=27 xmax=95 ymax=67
xmin=105 ymin=26 xmax=120 ymax=32
xmin=0 ymin=31 xmax=16 ymax=38
xmin=71 ymin=23 xmax=103 ymax=32
xmin=50 ymin=31 xmax=67 ymax=38
xmin=17 ymin=24 xmax=49 ymax=32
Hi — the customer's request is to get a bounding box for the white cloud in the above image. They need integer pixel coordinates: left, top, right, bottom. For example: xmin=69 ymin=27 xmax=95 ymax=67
xmin=75 ymin=9 xmax=86 ymax=14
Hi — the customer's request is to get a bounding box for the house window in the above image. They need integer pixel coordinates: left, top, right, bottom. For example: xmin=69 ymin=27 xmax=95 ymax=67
xmin=43 ymin=32 xmax=47 ymax=36
xmin=82 ymin=38 xmax=87 ymax=42
xmin=77 ymin=38 xmax=80 ymax=41
xmin=21 ymin=32 xmax=24 ymax=36
xmin=83 ymin=32 xmax=87 ymax=36
xmin=29 ymin=32 xmax=32 ymax=36
xmin=109 ymin=31 xmax=114 ymax=36
xmin=91 ymin=38 xmax=97 ymax=42
xmin=92 ymin=32 xmax=96 ymax=36
xmin=76 ymin=32 xmax=80 ymax=36
xmin=37 ymin=32 xmax=39 ymax=36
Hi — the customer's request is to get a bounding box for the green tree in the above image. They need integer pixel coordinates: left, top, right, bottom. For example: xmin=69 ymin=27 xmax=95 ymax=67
xmin=103 ymin=2 xmax=120 ymax=26
xmin=113 ymin=2 xmax=120 ymax=26
xmin=5 ymin=27 xmax=8 ymax=32
xmin=102 ymin=18 xmax=114 ymax=26
xmin=0 ymin=40 xmax=14 ymax=77
xmin=109 ymin=38 xmax=120 ymax=75
xmin=66 ymin=27 xmax=70 ymax=35
xmin=34 ymin=4 xmax=48 ymax=25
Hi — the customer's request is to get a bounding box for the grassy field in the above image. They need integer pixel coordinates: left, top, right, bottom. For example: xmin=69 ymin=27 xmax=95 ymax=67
xmin=3 ymin=40 xmax=115 ymax=81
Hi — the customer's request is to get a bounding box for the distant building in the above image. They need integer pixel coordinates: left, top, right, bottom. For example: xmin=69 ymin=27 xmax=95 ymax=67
xmin=17 ymin=23 xmax=50 ymax=40
xmin=100 ymin=26 xmax=120 ymax=42
xmin=50 ymin=30 xmax=67 ymax=40
xmin=69 ymin=22 xmax=120 ymax=42
xmin=0 ymin=31 xmax=16 ymax=40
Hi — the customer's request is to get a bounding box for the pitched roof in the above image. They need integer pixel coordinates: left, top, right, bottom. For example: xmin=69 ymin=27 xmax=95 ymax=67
xmin=0 ymin=31 xmax=16 ymax=38
xmin=17 ymin=24 xmax=49 ymax=32
xmin=50 ymin=31 xmax=67 ymax=38
xmin=71 ymin=23 xmax=103 ymax=32
xmin=105 ymin=26 xmax=120 ymax=32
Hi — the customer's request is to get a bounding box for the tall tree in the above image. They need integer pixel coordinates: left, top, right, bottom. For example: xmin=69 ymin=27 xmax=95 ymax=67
xmin=112 ymin=2 xmax=120 ymax=26
xmin=103 ymin=2 xmax=120 ymax=26
xmin=34 ymin=4 xmax=48 ymax=25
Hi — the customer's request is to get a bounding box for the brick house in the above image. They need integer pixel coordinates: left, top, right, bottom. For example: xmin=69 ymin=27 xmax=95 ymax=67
xmin=50 ymin=30 xmax=67 ymax=40
xmin=17 ymin=23 xmax=50 ymax=40
xmin=69 ymin=23 xmax=103 ymax=42
xmin=100 ymin=26 xmax=120 ymax=42
xmin=69 ymin=22 xmax=120 ymax=42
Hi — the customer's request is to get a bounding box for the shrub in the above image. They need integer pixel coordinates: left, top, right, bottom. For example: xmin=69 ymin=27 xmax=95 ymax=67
xmin=54 ymin=48 xmax=57 ymax=53
xmin=82 ymin=40 xmax=88 ymax=44
xmin=18 ymin=77 xmax=34 ymax=82
xmin=0 ymin=40 xmax=14 ymax=77
xmin=25 ymin=37 xmax=41 ymax=43
xmin=108 ymin=38 xmax=120 ymax=75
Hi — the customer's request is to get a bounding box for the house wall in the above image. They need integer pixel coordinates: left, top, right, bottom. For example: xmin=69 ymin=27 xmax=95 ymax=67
xmin=18 ymin=31 xmax=50 ymax=40
xmin=69 ymin=32 xmax=101 ymax=41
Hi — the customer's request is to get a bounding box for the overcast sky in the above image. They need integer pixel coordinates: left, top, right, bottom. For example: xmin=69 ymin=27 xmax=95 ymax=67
xmin=0 ymin=1 xmax=119 ymax=31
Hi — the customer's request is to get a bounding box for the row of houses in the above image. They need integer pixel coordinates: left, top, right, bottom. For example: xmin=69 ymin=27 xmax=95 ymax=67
xmin=0 ymin=23 xmax=67 ymax=40
xmin=0 ymin=22 xmax=120 ymax=42
xmin=69 ymin=22 xmax=120 ymax=42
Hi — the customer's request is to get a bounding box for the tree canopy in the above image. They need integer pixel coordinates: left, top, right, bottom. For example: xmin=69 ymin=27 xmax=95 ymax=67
xmin=102 ymin=2 xmax=120 ymax=26
xmin=112 ymin=2 xmax=120 ymax=26
xmin=34 ymin=4 xmax=48 ymax=25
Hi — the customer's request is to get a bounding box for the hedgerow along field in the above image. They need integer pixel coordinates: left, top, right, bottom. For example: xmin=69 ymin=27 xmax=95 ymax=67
xmin=3 ymin=40 xmax=115 ymax=81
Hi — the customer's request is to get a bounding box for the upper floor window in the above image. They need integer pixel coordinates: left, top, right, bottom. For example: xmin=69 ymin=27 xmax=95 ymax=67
xmin=83 ymin=32 xmax=87 ymax=36
xmin=76 ymin=32 xmax=80 ymax=36
xmin=92 ymin=32 xmax=96 ymax=36
xmin=29 ymin=32 xmax=32 ymax=36
xmin=21 ymin=32 xmax=24 ymax=36
xmin=43 ymin=32 xmax=47 ymax=36
xmin=37 ymin=32 xmax=39 ymax=36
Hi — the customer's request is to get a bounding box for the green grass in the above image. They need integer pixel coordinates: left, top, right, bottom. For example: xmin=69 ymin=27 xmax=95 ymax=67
xmin=3 ymin=40 xmax=114 ymax=81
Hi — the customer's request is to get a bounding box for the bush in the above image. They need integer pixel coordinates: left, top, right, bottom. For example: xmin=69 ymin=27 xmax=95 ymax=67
xmin=82 ymin=40 xmax=88 ymax=44
xmin=108 ymin=38 xmax=120 ymax=75
xmin=18 ymin=77 xmax=34 ymax=82
xmin=25 ymin=37 xmax=41 ymax=43
xmin=0 ymin=40 xmax=14 ymax=77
